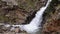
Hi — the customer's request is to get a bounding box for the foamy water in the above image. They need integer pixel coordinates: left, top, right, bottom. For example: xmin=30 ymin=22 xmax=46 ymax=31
xmin=3 ymin=0 xmax=52 ymax=34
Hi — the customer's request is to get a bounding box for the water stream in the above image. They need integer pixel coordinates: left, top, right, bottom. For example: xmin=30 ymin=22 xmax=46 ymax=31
xmin=3 ymin=0 xmax=52 ymax=34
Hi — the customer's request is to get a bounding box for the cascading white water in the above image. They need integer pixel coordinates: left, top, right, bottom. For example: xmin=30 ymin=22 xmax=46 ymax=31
xmin=3 ymin=0 xmax=52 ymax=34
xmin=19 ymin=0 xmax=52 ymax=34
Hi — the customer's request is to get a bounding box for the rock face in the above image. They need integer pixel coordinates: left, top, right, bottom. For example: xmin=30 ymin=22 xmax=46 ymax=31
xmin=0 ymin=0 xmax=48 ymax=34
xmin=0 ymin=0 xmax=60 ymax=34
xmin=42 ymin=0 xmax=60 ymax=34
xmin=1 ymin=0 xmax=18 ymax=5
xmin=0 ymin=0 xmax=47 ymax=24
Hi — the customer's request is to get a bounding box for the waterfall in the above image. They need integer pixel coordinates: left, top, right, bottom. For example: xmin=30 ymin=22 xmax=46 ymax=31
xmin=3 ymin=0 xmax=52 ymax=34
xmin=19 ymin=0 xmax=52 ymax=34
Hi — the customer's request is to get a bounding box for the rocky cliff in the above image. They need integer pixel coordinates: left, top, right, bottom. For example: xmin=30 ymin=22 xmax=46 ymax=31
xmin=0 ymin=0 xmax=60 ymax=34
xmin=0 ymin=0 xmax=47 ymax=24
xmin=42 ymin=0 xmax=60 ymax=34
